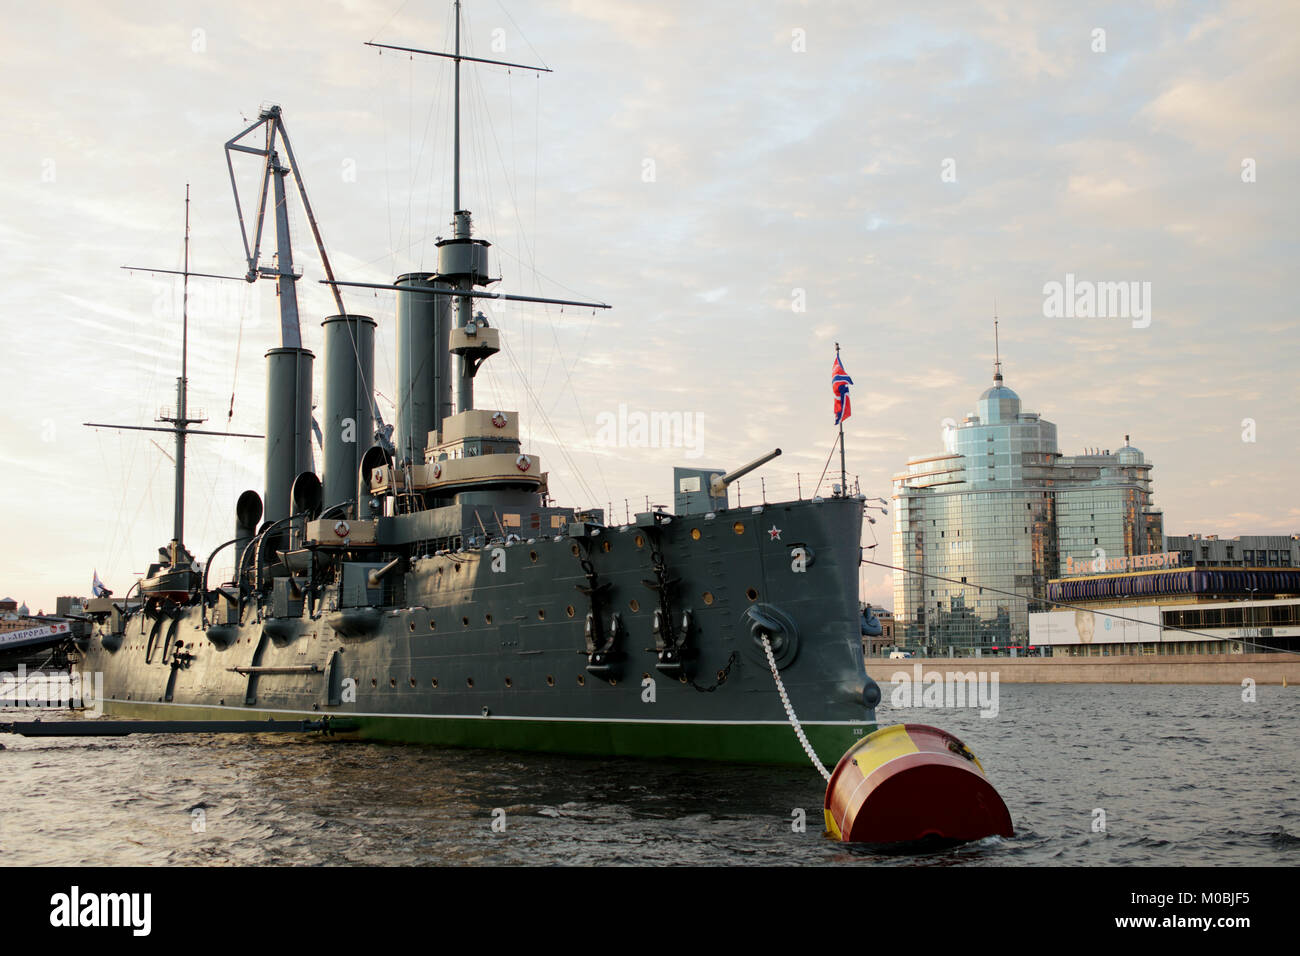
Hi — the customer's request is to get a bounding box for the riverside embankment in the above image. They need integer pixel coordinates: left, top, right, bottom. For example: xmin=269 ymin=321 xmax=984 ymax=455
xmin=865 ymin=653 xmax=1298 ymax=684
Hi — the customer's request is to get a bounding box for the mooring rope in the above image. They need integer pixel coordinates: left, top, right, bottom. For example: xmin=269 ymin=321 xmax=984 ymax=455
xmin=760 ymin=634 xmax=831 ymax=782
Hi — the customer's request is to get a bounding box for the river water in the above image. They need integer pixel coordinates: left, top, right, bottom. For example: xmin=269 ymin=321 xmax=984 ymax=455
xmin=1 ymin=682 xmax=1296 ymax=866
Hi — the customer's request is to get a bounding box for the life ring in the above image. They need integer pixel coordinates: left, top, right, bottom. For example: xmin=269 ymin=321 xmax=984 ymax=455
xmin=334 ymin=520 xmax=350 ymax=538
xmin=491 ymin=411 xmax=508 ymax=429
xmin=432 ymin=461 xmax=443 ymax=479
xmin=516 ymin=454 xmax=532 ymax=472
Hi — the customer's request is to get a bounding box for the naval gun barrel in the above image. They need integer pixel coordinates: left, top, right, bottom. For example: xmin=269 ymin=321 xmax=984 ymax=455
xmin=710 ymin=448 xmax=782 ymax=498
xmin=367 ymin=557 xmax=404 ymax=588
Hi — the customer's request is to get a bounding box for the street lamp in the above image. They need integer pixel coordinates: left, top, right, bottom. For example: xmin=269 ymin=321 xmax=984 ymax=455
xmin=1245 ymin=586 xmax=1259 ymax=653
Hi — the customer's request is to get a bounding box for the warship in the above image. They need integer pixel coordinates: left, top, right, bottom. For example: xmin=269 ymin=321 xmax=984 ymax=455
xmin=74 ymin=2 xmax=883 ymax=767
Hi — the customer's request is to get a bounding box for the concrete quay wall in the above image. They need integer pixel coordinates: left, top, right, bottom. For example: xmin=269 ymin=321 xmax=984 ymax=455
xmin=865 ymin=653 xmax=1298 ymax=685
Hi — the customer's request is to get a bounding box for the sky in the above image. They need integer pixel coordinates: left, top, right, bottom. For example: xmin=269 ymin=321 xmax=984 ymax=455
xmin=0 ymin=0 xmax=1296 ymax=613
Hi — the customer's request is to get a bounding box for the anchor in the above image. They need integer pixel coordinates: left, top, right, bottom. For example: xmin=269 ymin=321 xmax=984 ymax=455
xmin=641 ymin=529 xmax=692 ymax=678
xmin=574 ymin=548 xmax=623 ymax=677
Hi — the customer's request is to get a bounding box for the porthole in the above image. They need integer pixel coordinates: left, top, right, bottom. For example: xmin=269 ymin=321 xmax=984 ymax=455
xmin=629 ymin=599 xmax=640 ymax=612
xmin=408 ymin=621 xmax=415 ymax=632
xmin=462 ymin=616 xmax=470 ymax=626
xmin=389 ymin=677 xmax=397 ymax=688
xmin=530 ymin=550 xmax=539 ymax=563
xmin=702 ymin=591 xmax=714 ymax=605
xmin=733 ymin=522 xmax=745 ymax=535
xmin=546 ymin=675 xmax=555 ymax=686
xmin=570 ymin=542 xmax=581 ymax=557
xmin=634 ymin=534 xmax=645 ymax=548
xmin=485 ymin=613 xmax=493 ymax=625
xmin=466 ymin=677 xmax=475 ymax=688
xmin=431 ymin=678 xmax=439 ymax=689
xmin=505 ymin=677 xmax=513 ymax=688
xmin=601 ymin=540 xmax=612 ymax=553
xmin=577 ymin=674 xmax=585 ymax=686
xmin=370 ymin=678 xmax=378 ymax=688
xmin=565 ymin=605 xmax=575 ymax=618
xmin=429 ymin=619 xmax=436 ymax=631
xmin=691 ymin=528 xmax=701 ymax=541
xmin=537 ymin=609 xmax=546 ymax=620
xmin=746 ymin=587 xmax=758 ymax=601
xmin=409 ymin=677 xmax=416 ymax=688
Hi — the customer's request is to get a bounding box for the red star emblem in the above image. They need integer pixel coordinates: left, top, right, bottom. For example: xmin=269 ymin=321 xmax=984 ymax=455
xmin=768 ymin=526 xmax=782 ymax=541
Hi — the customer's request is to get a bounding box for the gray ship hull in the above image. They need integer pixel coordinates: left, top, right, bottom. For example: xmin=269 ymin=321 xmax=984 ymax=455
xmin=79 ymin=496 xmax=876 ymax=765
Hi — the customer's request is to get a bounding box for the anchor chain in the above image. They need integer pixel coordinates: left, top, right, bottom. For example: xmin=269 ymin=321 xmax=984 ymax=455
xmin=760 ymin=634 xmax=831 ymax=782
xmin=688 ymin=651 xmax=739 ymax=693
xmin=643 ymin=531 xmax=691 ymax=677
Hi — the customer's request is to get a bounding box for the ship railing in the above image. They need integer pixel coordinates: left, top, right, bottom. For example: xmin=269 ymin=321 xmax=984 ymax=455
xmin=592 ymin=473 xmax=877 ymax=528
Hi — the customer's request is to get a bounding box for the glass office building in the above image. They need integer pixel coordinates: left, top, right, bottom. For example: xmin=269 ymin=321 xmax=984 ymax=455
xmin=891 ymin=366 xmax=1163 ymax=651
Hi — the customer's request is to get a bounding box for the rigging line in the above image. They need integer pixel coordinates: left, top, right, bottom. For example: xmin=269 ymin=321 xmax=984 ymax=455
xmin=407 ymin=49 xmax=446 ymax=271
xmin=227 ymin=289 xmax=246 ymax=423
xmin=378 ymin=47 xmax=396 ymax=278
xmin=97 ymin=428 xmax=136 ymax=575
xmin=497 ymin=335 xmax=598 ymax=506
xmin=491 ymin=244 xmax=609 ymax=396
xmin=863 ymin=557 xmax=1300 ymax=657
xmin=813 ymin=430 xmax=841 ymax=498
xmin=538 ymin=311 xmax=611 ymax=504
xmin=408 ymin=49 xmax=415 ymax=264
xmin=494 ymin=0 xmax=551 ymax=72
xmin=506 ymin=56 xmax=523 ymax=395
xmin=464 ymin=46 xmax=534 ymax=270
xmin=492 ymin=246 xmax=605 ymax=301
xmin=367 ymin=0 xmax=413 ymax=44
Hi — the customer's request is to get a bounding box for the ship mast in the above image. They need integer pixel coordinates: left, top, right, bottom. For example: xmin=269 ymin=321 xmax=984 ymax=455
xmin=88 ymin=186 xmax=263 ymax=570
xmin=319 ymin=1 xmax=608 ymax=431
xmin=168 ymin=184 xmax=198 ymax=549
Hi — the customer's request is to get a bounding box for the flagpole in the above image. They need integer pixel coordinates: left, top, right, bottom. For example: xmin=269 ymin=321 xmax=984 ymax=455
xmin=836 ymin=342 xmax=847 ymax=495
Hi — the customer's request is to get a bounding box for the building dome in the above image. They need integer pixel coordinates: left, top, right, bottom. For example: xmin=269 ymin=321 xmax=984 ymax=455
xmin=17 ymin=602 xmax=29 ymax=616
xmin=978 ymin=384 xmax=1020 ymax=403
xmin=1117 ymin=438 xmax=1143 ymax=464
xmin=976 ymin=377 xmax=1022 ymax=424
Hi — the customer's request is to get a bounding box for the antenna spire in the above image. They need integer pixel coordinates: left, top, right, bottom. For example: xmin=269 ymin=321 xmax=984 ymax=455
xmin=993 ymin=304 xmax=1002 ymax=385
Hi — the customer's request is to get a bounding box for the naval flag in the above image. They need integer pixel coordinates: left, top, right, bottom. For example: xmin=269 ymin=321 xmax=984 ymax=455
xmin=92 ymin=570 xmax=110 ymax=598
xmin=832 ymin=353 xmax=853 ymax=425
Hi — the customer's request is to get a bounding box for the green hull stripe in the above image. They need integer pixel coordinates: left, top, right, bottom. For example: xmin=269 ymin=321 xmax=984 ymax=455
xmin=102 ymin=699 xmax=873 ymax=766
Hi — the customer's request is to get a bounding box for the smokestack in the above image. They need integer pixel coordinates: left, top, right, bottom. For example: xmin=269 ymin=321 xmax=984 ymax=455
xmin=321 ymin=313 xmax=376 ymax=509
xmin=234 ymin=489 xmax=263 ymax=581
xmin=264 ymin=346 xmax=314 ymax=529
xmin=395 ymin=273 xmax=452 ymax=466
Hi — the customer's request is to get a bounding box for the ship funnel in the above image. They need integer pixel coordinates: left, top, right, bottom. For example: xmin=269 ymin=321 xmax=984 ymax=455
xmin=359 ymin=444 xmax=393 ymax=515
xmin=290 ymin=470 xmax=323 ymax=518
xmin=264 ymin=346 xmax=315 ymax=530
xmin=395 ymin=273 xmax=453 ymax=465
xmin=234 ymin=489 xmax=263 ymax=581
xmin=321 ymin=313 xmax=376 ymax=508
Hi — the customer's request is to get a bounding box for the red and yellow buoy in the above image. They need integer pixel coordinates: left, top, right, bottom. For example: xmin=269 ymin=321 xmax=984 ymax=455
xmin=824 ymin=723 xmax=1013 ymax=844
